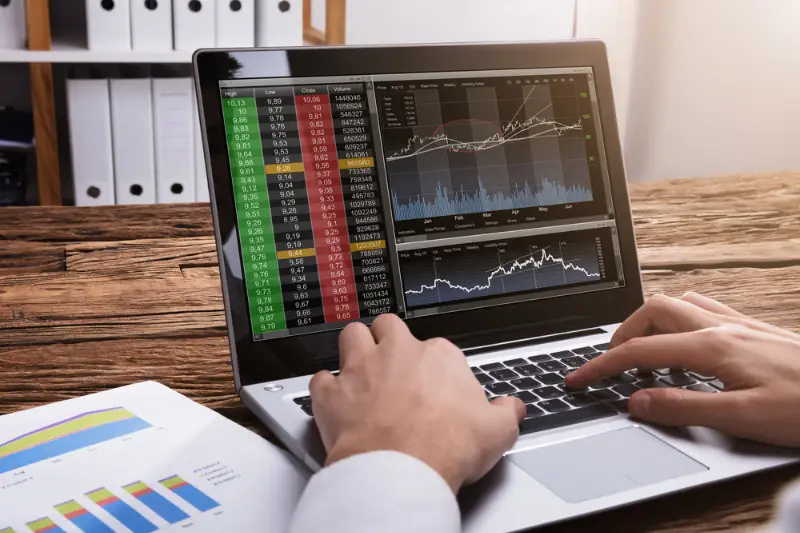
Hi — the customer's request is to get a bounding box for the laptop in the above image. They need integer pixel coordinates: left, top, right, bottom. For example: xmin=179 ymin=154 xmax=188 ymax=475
xmin=193 ymin=41 xmax=798 ymax=532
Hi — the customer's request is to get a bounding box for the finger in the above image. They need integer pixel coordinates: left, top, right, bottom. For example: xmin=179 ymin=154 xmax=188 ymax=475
xmin=490 ymin=396 xmax=526 ymax=425
xmin=680 ymin=292 xmax=748 ymax=319
xmin=369 ymin=314 xmax=411 ymax=344
xmin=610 ymin=294 xmax=719 ymax=348
xmin=309 ymin=370 xmax=337 ymax=401
xmin=566 ymin=329 xmax=726 ymax=389
xmin=681 ymin=292 xmax=800 ymax=341
xmin=628 ymin=387 xmax=745 ymax=433
xmin=338 ymin=322 xmax=375 ymax=370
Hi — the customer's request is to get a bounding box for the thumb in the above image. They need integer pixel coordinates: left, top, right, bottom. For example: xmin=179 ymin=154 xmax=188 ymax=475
xmin=491 ymin=396 xmax=526 ymax=425
xmin=629 ymin=388 xmax=740 ymax=430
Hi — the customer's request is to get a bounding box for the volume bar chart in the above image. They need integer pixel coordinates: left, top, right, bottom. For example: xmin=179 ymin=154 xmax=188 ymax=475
xmin=55 ymin=500 xmax=114 ymax=533
xmin=85 ymin=488 xmax=157 ymax=533
xmin=25 ymin=518 xmax=65 ymax=533
xmin=159 ymin=475 xmax=220 ymax=512
xmin=123 ymin=481 xmax=189 ymax=524
xmin=0 ymin=407 xmax=151 ymax=474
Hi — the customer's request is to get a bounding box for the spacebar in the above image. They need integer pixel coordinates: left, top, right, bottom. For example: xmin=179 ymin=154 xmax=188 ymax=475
xmin=520 ymin=404 xmax=617 ymax=435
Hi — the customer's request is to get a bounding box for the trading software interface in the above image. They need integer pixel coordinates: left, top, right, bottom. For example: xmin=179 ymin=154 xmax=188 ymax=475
xmin=219 ymin=67 xmax=626 ymax=340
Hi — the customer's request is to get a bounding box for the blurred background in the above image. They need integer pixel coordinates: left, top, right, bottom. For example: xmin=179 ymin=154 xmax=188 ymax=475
xmin=1 ymin=0 xmax=798 ymax=206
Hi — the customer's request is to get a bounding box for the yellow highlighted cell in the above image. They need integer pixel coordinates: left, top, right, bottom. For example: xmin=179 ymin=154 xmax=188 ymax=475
xmin=351 ymin=240 xmax=386 ymax=252
xmin=277 ymin=248 xmax=316 ymax=260
xmin=339 ymin=157 xmax=374 ymax=170
xmin=265 ymin=162 xmax=305 ymax=174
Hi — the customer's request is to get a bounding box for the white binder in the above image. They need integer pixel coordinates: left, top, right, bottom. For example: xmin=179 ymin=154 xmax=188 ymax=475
xmin=193 ymin=88 xmax=210 ymax=202
xmin=173 ymin=0 xmax=216 ymax=52
xmin=216 ymin=0 xmax=255 ymax=47
xmin=86 ymin=0 xmax=132 ymax=51
xmin=0 ymin=0 xmax=26 ymax=49
xmin=255 ymin=0 xmax=303 ymax=46
xmin=131 ymin=0 xmax=174 ymax=51
xmin=67 ymin=80 xmax=116 ymax=206
xmin=153 ymin=78 xmax=196 ymax=203
xmin=110 ymin=79 xmax=157 ymax=204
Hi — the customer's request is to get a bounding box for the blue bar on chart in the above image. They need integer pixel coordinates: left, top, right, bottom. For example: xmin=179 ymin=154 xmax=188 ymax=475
xmin=85 ymin=487 xmax=157 ymax=533
xmin=159 ymin=475 xmax=220 ymax=512
xmin=55 ymin=500 xmax=115 ymax=533
xmin=123 ymin=481 xmax=190 ymax=524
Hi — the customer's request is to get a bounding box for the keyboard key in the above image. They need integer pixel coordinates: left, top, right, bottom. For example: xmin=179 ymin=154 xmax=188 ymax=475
xmin=558 ymin=370 xmax=572 ymax=378
xmin=687 ymin=383 xmax=718 ymax=393
xmin=589 ymin=389 xmax=621 ymax=402
xmin=631 ymin=369 xmax=654 ymax=379
xmin=710 ymin=379 xmax=725 ymax=391
xmin=528 ymin=354 xmax=552 ymax=363
xmin=589 ymin=378 xmax=616 ymax=390
xmin=593 ymin=343 xmax=610 ymax=351
xmin=516 ymin=364 xmax=543 ymax=376
xmin=539 ymin=360 xmax=567 ymax=373
xmin=486 ymin=382 xmax=516 ymax=395
xmin=519 ymin=404 xmax=617 ymax=435
xmin=585 ymin=352 xmax=603 ymax=360
xmin=474 ymin=373 xmax=494 ymax=385
xmin=564 ymin=393 xmax=596 ymax=408
xmin=484 ymin=390 xmax=493 ymax=399
xmin=608 ymin=373 xmax=637 ymax=385
xmin=659 ymin=373 xmax=696 ymax=387
xmin=490 ymin=368 xmax=520 ymax=381
xmin=611 ymin=399 xmax=629 ymax=413
xmin=539 ymin=399 xmax=571 ymax=413
xmin=503 ymin=358 xmax=528 ymax=367
xmin=293 ymin=395 xmax=311 ymax=405
xmin=572 ymin=346 xmax=598 ymax=355
xmin=510 ymin=377 xmax=540 ymax=390
xmin=481 ymin=362 xmax=505 ymax=371
xmin=612 ymin=384 xmax=640 ymax=398
xmin=513 ymin=391 xmax=538 ymax=403
xmin=689 ymin=372 xmax=716 ymax=381
xmin=550 ymin=350 xmax=574 ymax=359
xmin=538 ymin=373 xmax=563 ymax=385
xmin=636 ymin=377 xmax=668 ymax=389
xmin=300 ymin=404 xmax=314 ymax=417
xmin=470 ymin=367 xmax=481 ymax=374
xmin=525 ymin=403 xmax=545 ymax=418
xmin=562 ymin=356 xmax=588 ymax=368
xmin=534 ymin=386 xmax=564 ymax=400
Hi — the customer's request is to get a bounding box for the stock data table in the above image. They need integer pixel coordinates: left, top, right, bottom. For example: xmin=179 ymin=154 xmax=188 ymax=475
xmin=2 ymin=173 xmax=800 ymax=533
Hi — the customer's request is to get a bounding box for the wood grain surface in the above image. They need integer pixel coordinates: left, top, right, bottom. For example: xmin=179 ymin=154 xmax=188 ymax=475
xmin=1 ymin=172 xmax=799 ymax=532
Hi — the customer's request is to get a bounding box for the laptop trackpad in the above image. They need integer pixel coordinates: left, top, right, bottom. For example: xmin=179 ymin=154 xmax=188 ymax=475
xmin=508 ymin=427 xmax=708 ymax=503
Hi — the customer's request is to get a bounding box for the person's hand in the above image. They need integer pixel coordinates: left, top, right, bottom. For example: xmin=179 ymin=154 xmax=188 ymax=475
xmin=565 ymin=292 xmax=800 ymax=447
xmin=309 ymin=314 xmax=525 ymax=493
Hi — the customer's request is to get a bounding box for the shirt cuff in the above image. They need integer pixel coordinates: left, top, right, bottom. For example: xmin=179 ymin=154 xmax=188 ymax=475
xmin=288 ymin=450 xmax=461 ymax=533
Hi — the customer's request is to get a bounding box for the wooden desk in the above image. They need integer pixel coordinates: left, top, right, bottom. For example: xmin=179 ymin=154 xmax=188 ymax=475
xmin=2 ymin=172 xmax=800 ymax=532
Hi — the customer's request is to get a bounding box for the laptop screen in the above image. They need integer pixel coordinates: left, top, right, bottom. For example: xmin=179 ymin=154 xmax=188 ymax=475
xmin=218 ymin=67 xmax=625 ymax=342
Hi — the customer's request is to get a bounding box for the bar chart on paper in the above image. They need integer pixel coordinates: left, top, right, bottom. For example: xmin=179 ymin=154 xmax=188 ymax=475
xmin=0 ymin=407 xmax=151 ymax=474
xmin=0 ymin=382 xmax=309 ymax=533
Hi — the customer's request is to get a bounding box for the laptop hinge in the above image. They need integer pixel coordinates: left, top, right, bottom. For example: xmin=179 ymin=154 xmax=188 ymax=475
xmin=462 ymin=327 xmax=608 ymax=356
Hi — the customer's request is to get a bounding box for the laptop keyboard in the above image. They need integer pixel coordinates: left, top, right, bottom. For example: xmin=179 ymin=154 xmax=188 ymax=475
xmin=291 ymin=343 xmax=724 ymax=435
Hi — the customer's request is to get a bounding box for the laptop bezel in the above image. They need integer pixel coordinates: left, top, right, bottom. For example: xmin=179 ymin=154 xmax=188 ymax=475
xmin=194 ymin=40 xmax=644 ymax=389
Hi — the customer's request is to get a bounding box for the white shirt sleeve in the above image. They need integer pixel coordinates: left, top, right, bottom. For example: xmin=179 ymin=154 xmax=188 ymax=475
xmin=287 ymin=451 xmax=461 ymax=533
xmin=765 ymin=480 xmax=800 ymax=533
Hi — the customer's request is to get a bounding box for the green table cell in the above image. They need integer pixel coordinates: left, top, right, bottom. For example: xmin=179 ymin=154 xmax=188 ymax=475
xmin=239 ymin=227 xmax=276 ymax=240
xmin=241 ymin=242 xmax=278 ymax=255
xmin=232 ymin=169 xmax=265 ymax=181
xmin=223 ymin=105 xmax=259 ymax=118
xmin=247 ymin=285 xmax=284 ymax=298
xmin=235 ymin=191 xmax=271 ymax=203
xmin=252 ymin=320 xmax=287 ymax=334
xmin=236 ymin=207 xmax=273 ymax=220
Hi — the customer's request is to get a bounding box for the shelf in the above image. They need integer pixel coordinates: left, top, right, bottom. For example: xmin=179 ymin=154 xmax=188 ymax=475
xmin=0 ymin=37 xmax=194 ymax=64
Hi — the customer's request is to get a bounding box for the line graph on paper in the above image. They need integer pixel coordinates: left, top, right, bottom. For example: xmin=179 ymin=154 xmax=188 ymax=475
xmin=376 ymin=76 xmax=597 ymax=223
xmin=399 ymin=232 xmax=606 ymax=309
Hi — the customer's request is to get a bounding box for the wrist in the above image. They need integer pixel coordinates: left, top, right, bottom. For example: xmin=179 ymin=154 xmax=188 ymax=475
xmin=325 ymin=437 xmax=465 ymax=493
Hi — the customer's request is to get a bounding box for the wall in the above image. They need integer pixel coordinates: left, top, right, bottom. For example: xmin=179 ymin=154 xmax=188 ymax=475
xmin=311 ymin=0 xmax=576 ymax=43
xmin=580 ymin=0 xmax=800 ymax=181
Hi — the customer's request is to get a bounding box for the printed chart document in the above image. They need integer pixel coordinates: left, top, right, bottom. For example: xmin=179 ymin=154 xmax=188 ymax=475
xmin=0 ymin=381 xmax=309 ymax=532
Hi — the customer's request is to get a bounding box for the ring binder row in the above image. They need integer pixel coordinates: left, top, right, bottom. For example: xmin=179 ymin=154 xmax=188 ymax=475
xmin=68 ymin=78 xmax=210 ymax=206
xmin=85 ymin=0 xmax=303 ymax=52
